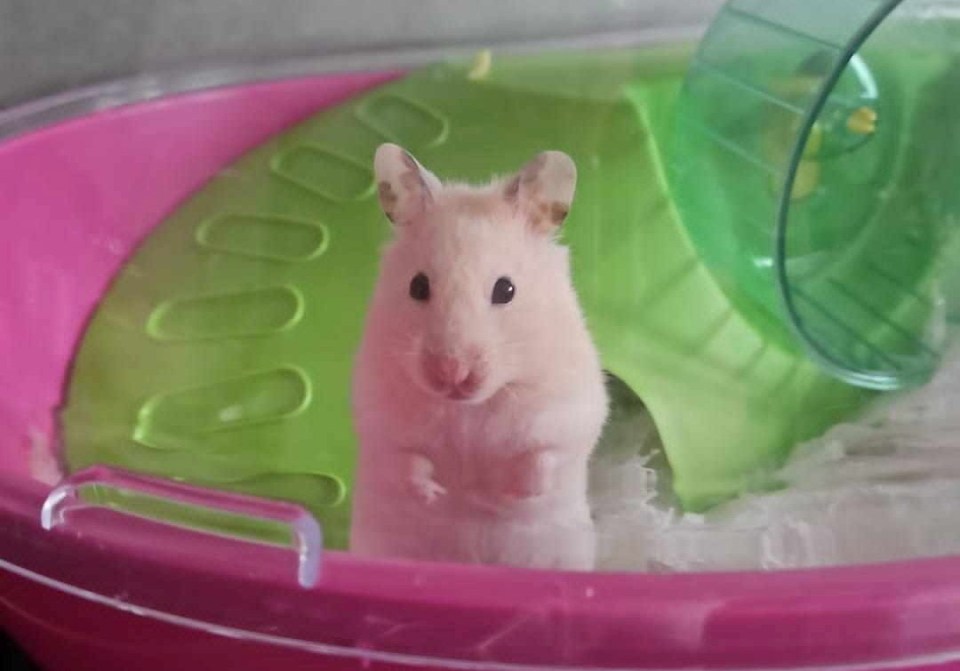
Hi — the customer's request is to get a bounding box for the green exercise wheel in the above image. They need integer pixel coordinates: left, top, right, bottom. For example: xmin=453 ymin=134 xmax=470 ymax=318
xmin=672 ymin=0 xmax=960 ymax=390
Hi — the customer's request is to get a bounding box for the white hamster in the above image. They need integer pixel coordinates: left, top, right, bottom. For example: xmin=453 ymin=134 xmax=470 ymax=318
xmin=349 ymin=143 xmax=608 ymax=570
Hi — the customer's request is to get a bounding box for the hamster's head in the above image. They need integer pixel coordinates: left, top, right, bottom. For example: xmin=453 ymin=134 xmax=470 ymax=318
xmin=371 ymin=143 xmax=580 ymax=404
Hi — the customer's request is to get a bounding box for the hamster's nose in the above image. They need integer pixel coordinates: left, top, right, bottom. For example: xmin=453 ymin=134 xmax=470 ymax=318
xmin=422 ymin=353 xmax=469 ymax=389
xmin=421 ymin=351 xmax=485 ymax=399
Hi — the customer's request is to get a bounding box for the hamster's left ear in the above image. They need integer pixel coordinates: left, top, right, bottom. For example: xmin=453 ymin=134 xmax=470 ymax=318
xmin=373 ymin=143 xmax=441 ymax=226
xmin=503 ymin=150 xmax=577 ymax=235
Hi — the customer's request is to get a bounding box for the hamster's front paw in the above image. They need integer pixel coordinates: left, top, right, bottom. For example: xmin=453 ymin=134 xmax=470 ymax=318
xmin=503 ymin=450 xmax=556 ymax=499
xmin=412 ymin=476 xmax=447 ymax=504
xmin=407 ymin=452 xmax=447 ymax=505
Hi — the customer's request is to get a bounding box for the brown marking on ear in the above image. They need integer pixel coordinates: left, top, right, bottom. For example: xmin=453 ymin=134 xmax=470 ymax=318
xmin=505 ymin=153 xmax=574 ymax=233
xmin=378 ymin=181 xmax=397 ymax=207
xmin=378 ymin=181 xmax=398 ymax=222
xmin=525 ymin=202 xmax=568 ymax=234
xmin=549 ymin=202 xmax=569 ymax=225
xmin=536 ymin=201 xmax=550 ymax=220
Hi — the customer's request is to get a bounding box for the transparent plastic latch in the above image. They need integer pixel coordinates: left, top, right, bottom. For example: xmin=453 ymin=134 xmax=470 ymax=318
xmin=41 ymin=465 xmax=322 ymax=588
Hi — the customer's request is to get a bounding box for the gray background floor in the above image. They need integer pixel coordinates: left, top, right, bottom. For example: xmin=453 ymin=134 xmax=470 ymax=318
xmin=0 ymin=0 xmax=722 ymax=109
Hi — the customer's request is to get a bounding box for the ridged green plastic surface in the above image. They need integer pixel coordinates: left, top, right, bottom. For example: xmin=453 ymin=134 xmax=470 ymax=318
xmin=61 ymin=50 xmax=869 ymax=550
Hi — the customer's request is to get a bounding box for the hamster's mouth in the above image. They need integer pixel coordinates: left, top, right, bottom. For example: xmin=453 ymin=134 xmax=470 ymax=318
xmin=449 ymin=377 xmax=509 ymax=405
xmin=446 ymin=387 xmax=473 ymax=401
xmin=420 ymin=378 xmax=501 ymax=405
xmin=440 ymin=381 xmax=493 ymax=404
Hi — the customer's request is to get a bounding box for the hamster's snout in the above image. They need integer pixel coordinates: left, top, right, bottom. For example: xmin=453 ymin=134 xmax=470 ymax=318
xmin=421 ymin=348 xmax=488 ymax=401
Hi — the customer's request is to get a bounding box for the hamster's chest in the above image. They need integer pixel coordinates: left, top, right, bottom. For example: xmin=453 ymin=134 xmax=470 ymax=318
xmin=419 ymin=403 xmax=528 ymax=492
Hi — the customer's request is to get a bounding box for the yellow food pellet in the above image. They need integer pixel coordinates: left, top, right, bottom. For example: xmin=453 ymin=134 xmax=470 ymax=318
xmin=847 ymin=106 xmax=878 ymax=135
xmin=790 ymin=159 xmax=821 ymax=201
xmin=802 ymin=122 xmax=824 ymax=159
xmin=468 ymin=50 xmax=492 ymax=80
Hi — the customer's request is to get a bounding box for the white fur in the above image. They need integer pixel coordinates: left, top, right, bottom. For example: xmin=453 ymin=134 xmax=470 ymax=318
xmin=350 ymin=145 xmax=608 ymax=570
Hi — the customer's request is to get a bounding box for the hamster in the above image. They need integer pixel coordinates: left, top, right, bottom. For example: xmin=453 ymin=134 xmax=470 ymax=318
xmin=349 ymin=143 xmax=608 ymax=570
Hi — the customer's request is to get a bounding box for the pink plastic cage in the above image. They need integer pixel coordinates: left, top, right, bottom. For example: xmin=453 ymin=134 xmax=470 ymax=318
xmin=3 ymin=5 xmax=960 ymax=671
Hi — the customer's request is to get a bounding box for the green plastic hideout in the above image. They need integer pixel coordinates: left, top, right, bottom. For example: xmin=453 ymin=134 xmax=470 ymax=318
xmin=61 ymin=44 xmax=877 ymax=550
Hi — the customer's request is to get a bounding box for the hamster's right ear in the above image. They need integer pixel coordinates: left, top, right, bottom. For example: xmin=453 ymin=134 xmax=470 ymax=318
xmin=503 ymin=150 xmax=577 ymax=235
xmin=373 ymin=143 xmax=441 ymax=226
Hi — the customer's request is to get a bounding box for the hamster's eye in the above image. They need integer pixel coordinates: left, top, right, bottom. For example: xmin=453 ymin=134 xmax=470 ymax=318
xmin=491 ymin=277 xmax=515 ymax=305
xmin=409 ymin=272 xmax=430 ymax=302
